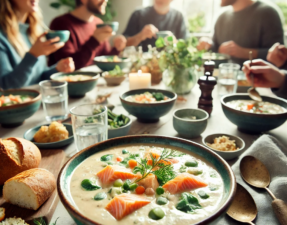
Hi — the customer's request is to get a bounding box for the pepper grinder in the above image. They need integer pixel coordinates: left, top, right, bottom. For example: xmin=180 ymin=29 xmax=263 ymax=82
xmin=198 ymin=61 xmax=217 ymax=115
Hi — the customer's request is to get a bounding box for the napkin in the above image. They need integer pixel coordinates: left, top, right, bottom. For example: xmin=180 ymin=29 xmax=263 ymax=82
xmin=216 ymin=135 xmax=287 ymax=225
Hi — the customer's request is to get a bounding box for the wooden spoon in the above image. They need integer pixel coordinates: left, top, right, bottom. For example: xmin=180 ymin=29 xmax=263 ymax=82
xmin=227 ymin=183 xmax=257 ymax=225
xmin=240 ymin=156 xmax=287 ymax=225
xmin=247 ymin=51 xmax=262 ymax=102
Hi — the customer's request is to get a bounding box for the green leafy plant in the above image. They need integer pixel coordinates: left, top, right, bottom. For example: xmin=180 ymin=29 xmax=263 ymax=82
xmin=50 ymin=0 xmax=116 ymax=22
xmin=188 ymin=12 xmax=206 ymax=33
xmin=34 ymin=217 xmax=59 ymax=225
xmin=277 ymin=2 xmax=287 ymax=30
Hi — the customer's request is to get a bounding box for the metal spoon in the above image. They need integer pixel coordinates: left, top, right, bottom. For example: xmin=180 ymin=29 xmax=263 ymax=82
xmin=240 ymin=156 xmax=287 ymax=225
xmin=247 ymin=51 xmax=262 ymax=102
xmin=227 ymin=183 xmax=257 ymax=225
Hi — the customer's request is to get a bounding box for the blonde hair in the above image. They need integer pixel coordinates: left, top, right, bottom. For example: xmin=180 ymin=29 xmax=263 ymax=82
xmin=0 ymin=0 xmax=43 ymax=57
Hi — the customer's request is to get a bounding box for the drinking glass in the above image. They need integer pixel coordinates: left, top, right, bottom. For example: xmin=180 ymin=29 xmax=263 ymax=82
xmin=39 ymin=80 xmax=69 ymax=122
xmin=70 ymin=104 xmax=108 ymax=152
xmin=218 ymin=63 xmax=240 ymax=96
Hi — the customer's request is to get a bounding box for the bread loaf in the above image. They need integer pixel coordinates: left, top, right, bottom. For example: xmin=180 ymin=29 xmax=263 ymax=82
xmin=0 ymin=217 xmax=29 ymax=225
xmin=0 ymin=137 xmax=41 ymax=185
xmin=3 ymin=168 xmax=56 ymax=210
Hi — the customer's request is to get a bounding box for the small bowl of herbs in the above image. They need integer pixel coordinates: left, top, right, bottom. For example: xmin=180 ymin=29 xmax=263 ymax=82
xmin=103 ymin=65 xmax=126 ymax=86
xmin=107 ymin=109 xmax=132 ymax=139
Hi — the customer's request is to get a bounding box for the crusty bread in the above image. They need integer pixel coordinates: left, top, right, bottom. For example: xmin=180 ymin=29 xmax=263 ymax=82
xmin=3 ymin=168 xmax=56 ymax=210
xmin=34 ymin=121 xmax=69 ymax=143
xmin=0 ymin=137 xmax=41 ymax=185
xmin=0 ymin=217 xmax=29 ymax=225
xmin=0 ymin=208 xmax=4 ymax=222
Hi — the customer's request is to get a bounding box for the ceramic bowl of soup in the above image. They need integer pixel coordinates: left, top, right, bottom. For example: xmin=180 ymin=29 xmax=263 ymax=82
xmin=120 ymin=89 xmax=177 ymax=122
xmin=202 ymin=53 xmax=230 ymax=68
xmin=46 ymin=30 xmax=70 ymax=43
xmin=51 ymin=72 xmax=100 ymax=97
xmin=173 ymin=108 xmax=209 ymax=138
xmin=0 ymin=89 xmax=41 ymax=127
xmin=94 ymin=56 xmax=131 ymax=71
xmin=221 ymin=94 xmax=287 ymax=133
xmin=96 ymin=22 xmax=119 ymax=32
xmin=58 ymin=135 xmax=236 ymax=225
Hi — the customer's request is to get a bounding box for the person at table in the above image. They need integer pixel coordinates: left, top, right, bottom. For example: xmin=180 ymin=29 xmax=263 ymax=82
xmin=197 ymin=0 xmax=284 ymax=67
xmin=242 ymin=59 xmax=287 ymax=99
xmin=48 ymin=0 xmax=127 ymax=70
xmin=267 ymin=42 xmax=287 ymax=70
xmin=0 ymin=0 xmax=75 ymax=90
xmin=123 ymin=0 xmax=187 ymax=52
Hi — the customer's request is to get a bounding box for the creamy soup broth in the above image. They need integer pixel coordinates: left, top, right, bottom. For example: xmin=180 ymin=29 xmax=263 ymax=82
xmin=70 ymin=145 xmax=224 ymax=225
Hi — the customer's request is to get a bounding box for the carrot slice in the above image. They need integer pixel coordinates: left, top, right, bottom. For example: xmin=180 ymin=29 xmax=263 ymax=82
xmin=247 ymin=104 xmax=254 ymax=110
xmin=135 ymin=186 xmax=145 ymax=195
xmin=128 ymin=159 xmax=137 ymax=169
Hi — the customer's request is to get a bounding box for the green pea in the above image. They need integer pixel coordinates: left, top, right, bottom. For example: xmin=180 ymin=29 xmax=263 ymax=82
xmin=209 ymin=185 xmax=218 ymax=191
xmin=156 ymin=197 xmax=168 ymax=205
xmin=185 ymin=160 xmax=198 ymax=167
xmin=123 ymin=180 xmax=131 ymax=191
xmin=198 ymin=190 xmax=210 ymax=199
xmin=101 ymin=154 xmax=113 ymax=161
xmin=135 ymin=153 xmax=140 ymax=157
xmin=156 ymin=187 xmax=164 ymax=195
xmin=113 ymin=179 xmax=123 ymax=187
xmin=122 ymin=149 xmax=129 ymax=154
xmin=129 ymin=183 xmax=138 ymax=191
xmin=94 ymin=192 xmax=107 ymax=201
xmin=187 ymin=168 xmax=203 ymax=175
xmin=81 ymin=179 xmax=101 ymax=191
xmin=148 ymin=207 xmax=165 ymax=220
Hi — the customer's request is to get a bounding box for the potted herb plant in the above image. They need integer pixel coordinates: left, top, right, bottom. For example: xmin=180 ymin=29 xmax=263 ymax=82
xmin=156 ymin=36 xmax=203 ymax=95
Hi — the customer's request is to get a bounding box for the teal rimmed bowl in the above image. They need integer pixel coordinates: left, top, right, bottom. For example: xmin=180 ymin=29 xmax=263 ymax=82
xmin=0 ymin=89 xmax=41 ymax=127
xmin=221 ymin=94 xmax=287 ymax=133
xmin=57 ymin=135 xmax=236 ymax=225
xmin=46 ymin=30 xmax=70 ymax=43
xmin=94 ymin=56 xmax=131 ymax=71
xmin=50 ymin=72 xmax=100 ymax=97
xmin=96 ymin=22 xmax=119 ymax=32
xmin=108 ymin=115 xmax=132 ymax=139
xmin=120 ymin=88 xmax=177 ymax=122
xmin=23 ymin=123 xmax=74 ymax=149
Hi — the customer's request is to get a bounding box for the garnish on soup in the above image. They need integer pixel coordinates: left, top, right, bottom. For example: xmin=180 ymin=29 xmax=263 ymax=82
xmin=56 ymin=74 xmax=93 ymax=82
xmin=125 ymin=92 xmax=169 ymax=103
xmin=227 ymin=100 xmax=286 ymax=114
xmin=0 ymin=95 xmax=33 ymax=107
xmin=70 ymin=145 xmax=224 ymax=224
xmin=206 ymin=136 xmax=239 ymax=152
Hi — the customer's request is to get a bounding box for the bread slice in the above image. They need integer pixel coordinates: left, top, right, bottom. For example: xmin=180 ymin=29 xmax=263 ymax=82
xmin=3 ymin=168 xmax=56 ymax=210
xmin=0 ymin=217 xmax=29 ymax=225
xmin=0 ymin=137 xmax=41 ymax=185
xmin=0 ymin=208 xmax=4 ymax=222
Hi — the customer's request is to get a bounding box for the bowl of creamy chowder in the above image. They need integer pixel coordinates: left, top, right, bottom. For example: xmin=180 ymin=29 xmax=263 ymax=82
xmin=221 ymin=94 xmax=287 ymax=133
xmin=58 ymin=135 xmax=236 ymax=225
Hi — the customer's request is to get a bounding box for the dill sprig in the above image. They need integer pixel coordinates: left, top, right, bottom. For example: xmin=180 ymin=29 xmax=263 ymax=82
xmin=33 ymin=217 xmax=59 ymax=225
xmin=133 ymin=148 xmax=179 ymax=184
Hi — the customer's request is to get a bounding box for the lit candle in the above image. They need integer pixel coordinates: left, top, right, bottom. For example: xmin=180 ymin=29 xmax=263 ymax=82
xmin=129 ymin=70 xmax=151 ymax=90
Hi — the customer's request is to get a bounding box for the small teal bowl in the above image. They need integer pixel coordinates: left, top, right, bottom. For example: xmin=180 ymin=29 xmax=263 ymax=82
xmin=50 ymin=72 xmax=100 ymax=98
xmin=203 ymin=133 xmax=245 ymax=160
xmin=94 ymin=56 xmax=131 ymax=71
xmin=46 ymin=30 xmax=70 ymax=43
xmin=57 ymin=135 xmax=236 ymax=225
xmin=0 ymin=89 xmax=41 ymax=127
xmin=173 ymin=108 xmax=209 ymax=138
xmin=108 ymin=115 xmax=132 ymax=139
xmin=23 ymin=123 xmax=74 ymax=149
xmin=96 ymin=22 xmax=119 ymax=32
xmin=120 ymin=88 xmax=177 ymax=122
xmin=221 ymin=94 xmax=287 ymax=133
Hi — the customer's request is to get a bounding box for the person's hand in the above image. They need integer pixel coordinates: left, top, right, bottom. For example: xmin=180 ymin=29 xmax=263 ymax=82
xmin=140 ymin=24 xmax=158 ymax=41
xmin=93 ymin=26 xmax=113 ymax=43
xmin=218 ymin=41 xmax=245 ymax=58
xmin=113 ymin=35 xmax=127 ymax=51
xmin=29 ymin=32 xmax=64 ymax=57
xmin=56 ymin=57 xmax=75 ymax=73
xmin=197 ymin=37 xmax=212 ymax=51
xmin=267 ymin=43 xmax=287 ymax=68
xmin=242 ymin=59 xmax=285 ymax=88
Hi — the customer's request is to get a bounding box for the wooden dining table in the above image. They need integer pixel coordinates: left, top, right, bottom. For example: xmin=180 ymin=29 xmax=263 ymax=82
xmin=1 ymin=66 xmax=286 ymax=225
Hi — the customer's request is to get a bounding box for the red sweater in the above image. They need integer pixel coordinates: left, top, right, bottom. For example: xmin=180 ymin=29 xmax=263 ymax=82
xmin=49 ymin=14 xmax=118 ymax=70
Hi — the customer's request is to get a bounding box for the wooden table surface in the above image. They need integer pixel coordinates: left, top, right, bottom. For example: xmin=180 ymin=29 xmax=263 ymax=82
xmin=1 ymin=67 xmax=286 ymax=224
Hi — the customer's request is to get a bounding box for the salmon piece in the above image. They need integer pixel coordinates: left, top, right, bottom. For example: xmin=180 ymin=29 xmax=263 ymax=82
xmin=162 ymin=173 xmax=208 ymax=194
xmin=105 ymin=194 xmax=151 ymax=220
xmin=138 ymin=174 xmax=159 ymax=190
xmin=97 ymin=165 xmax=141 ymax=185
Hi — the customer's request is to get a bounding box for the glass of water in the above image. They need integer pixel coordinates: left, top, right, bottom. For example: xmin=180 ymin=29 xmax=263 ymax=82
xmin=70 ymin=104 xmax=108 ymax=152
xmin=39 ymin=80 xmax=69 ymax=122
xmin=218 ymin=63 xmax=240 ymax=96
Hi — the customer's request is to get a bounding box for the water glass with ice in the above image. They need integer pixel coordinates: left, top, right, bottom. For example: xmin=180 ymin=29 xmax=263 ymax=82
xmin=39 ymin=80 xmax=69 ymax=122
xmin=218 ymin=63 xmax=240 ymax=96
xmin=70 ymin=104 xmax=108 ymax=152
